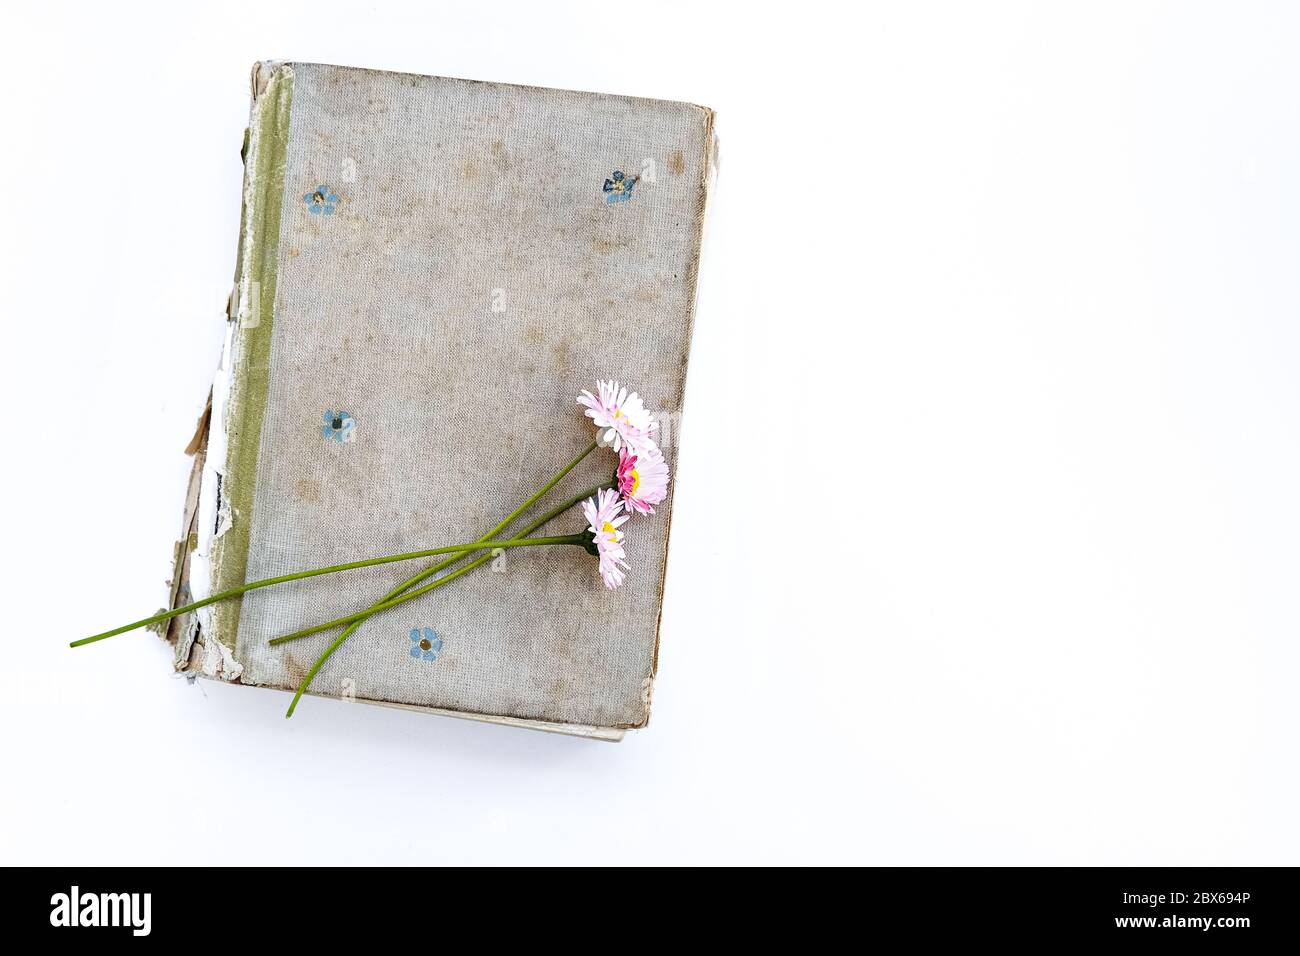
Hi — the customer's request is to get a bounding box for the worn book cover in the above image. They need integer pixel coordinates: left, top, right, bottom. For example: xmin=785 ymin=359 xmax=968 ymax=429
xmin=163 ymin=62 xmax=715 ymax=739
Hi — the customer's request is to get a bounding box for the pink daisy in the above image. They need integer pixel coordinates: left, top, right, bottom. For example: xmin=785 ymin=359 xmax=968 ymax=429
xmin=616 ymin=444 xmax=670 ymax=515
xmin=577 ymin=380 xmax=657 ymax=454
xmin=581 ymin=488 xmax=631 ymax=589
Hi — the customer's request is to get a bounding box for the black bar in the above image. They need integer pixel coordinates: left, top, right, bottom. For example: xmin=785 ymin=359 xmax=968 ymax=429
xmin=5 ymin=867 xmax=1294 ymax=942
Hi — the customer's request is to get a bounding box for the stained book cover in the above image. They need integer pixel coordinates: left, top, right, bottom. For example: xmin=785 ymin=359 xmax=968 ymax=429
xmin=164 ymin=62 xmax=715 ymax=739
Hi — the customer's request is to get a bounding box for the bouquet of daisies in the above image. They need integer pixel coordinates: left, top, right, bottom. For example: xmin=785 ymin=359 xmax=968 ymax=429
xmin=73 ymin=381 xmax=671 ymax=717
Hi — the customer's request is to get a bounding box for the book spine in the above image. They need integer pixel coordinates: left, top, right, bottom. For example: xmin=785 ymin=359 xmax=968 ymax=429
xmin=206 ymin=62 xmax=295 ymax=655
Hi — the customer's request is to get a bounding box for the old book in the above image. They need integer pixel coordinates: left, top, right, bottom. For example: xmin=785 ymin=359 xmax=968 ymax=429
xmin=163 ymin=61 xmax=715 ymax=740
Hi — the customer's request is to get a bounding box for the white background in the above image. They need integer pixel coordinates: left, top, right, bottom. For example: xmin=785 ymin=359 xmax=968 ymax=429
xmin=2 ymin=1 xmax=1297 ymax=865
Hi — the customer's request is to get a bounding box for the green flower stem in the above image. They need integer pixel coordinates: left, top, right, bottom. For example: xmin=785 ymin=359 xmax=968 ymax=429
xmin=70 ymin=441 xmax=599 ymax=651
xmin=279 ymin=483 xmax=608 ymax=718
xmin=70 ymin=535 xmax=585 ymax=649
xmin=488 ymin=439 xmax=599 ymax=542
xmin=327 ymin=439 xmax=598 ymax=625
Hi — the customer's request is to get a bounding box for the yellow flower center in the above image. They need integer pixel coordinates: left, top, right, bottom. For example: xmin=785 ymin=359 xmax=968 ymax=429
xmin=601 ymin=521 xmax=620 ymax=541
xmin=627 ymin=467 xmax=640 ymax=494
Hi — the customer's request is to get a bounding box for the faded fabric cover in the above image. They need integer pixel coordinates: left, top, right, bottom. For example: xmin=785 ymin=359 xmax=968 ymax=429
xmin=183 ymin=62 xmax=713 ymax=736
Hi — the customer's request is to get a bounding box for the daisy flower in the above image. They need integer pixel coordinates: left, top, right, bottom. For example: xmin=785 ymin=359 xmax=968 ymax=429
xmin=577 ymin=380 xmax=657 ymax=454
xmin=617 ymin=444 xmax=670 ymax=515
xmin=582 ymin=488 xmax=631 ymax=589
